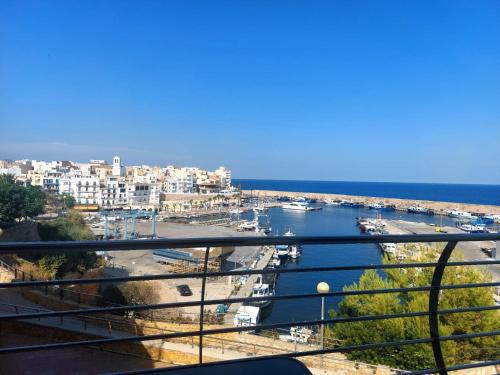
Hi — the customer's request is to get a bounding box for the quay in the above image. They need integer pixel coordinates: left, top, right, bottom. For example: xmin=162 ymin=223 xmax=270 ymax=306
xmin=225 ymin=244 xmax=276 ymax=323
xmin=381 ymin=219 xmax=500 ymax=284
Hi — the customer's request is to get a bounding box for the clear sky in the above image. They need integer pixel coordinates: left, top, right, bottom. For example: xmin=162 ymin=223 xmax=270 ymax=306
xmin=1 ymin=1 xmax=499 ymax=184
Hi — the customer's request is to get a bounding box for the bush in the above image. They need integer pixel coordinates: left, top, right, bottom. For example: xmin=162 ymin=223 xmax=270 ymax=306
xmin=30 ymin=211 xmax=99 ymax=277
xmin=100 ymin=282 xmax=160 ymax=317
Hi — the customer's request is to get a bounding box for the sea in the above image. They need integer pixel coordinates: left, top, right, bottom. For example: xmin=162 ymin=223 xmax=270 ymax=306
xmin=233 ymin=179 xmax=500 ymax=206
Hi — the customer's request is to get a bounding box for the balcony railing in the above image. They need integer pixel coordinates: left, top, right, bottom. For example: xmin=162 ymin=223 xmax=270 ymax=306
xmin=0 ymin=233 xmax=499 ymax=375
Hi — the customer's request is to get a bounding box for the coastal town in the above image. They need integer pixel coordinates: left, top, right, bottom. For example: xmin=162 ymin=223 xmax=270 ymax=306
xmin=0 ymin=157 xmax=499 ymax=375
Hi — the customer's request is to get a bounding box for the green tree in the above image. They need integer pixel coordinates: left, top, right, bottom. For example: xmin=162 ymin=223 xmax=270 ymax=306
xmin=0 ymin=175 xmax=28 ymax=223
xmin=23 ymin=184 xmax=46 ymax=219
xmin=328 ymin=245 xmax=499 ymax=371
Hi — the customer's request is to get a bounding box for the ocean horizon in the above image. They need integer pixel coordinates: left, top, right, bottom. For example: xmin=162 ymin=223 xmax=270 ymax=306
xmin=233 ymin=179 xmax=500 ymax=206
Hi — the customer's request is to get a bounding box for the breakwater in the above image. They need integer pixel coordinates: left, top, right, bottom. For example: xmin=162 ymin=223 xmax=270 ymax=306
xmin=242 ymin=189 xmax=500 ymax=215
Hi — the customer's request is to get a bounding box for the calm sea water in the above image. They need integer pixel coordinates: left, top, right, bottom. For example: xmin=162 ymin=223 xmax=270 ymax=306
xmin=233 ymin=179 xmax=500 ymax=206
xmin=240 ymin=205 xmax=459 ymax=325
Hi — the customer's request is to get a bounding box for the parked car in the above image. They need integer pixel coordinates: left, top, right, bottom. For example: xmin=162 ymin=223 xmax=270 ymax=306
xmin=176 ymin=284 xmax=193 ymax=296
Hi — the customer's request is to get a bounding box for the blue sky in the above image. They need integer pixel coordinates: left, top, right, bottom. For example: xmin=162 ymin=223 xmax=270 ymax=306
xmin=1 ymin=1 xmax=499 ymax=184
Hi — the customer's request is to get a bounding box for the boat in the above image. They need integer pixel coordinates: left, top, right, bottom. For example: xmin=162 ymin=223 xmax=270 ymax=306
xmin=233 ymin=305 xmax=260 ymax=328
xmin=283 ymin=201 xmax=311 ymax=210
xmin=458 ymin=224 xmax=486 ymax=233
xmin=289 ymin=245 xmax=301 ymax=259
xmin=279 ymin=326 xmax=313 ymax=344
xmin=268 ymin=254 xmax=281 ymax=268
xmin=447 ymin=209 xmax=475 ymax=219
xmin=367 ymin=202 xmax=395 ymax=211
xmin=340 ymin=200 xmax=364 ymax=208
xmin=248 ymin=279 xmax=274 ymax=309
xmin=275 ymin=244 xmax=289 ymax=258
xmin=324 ymin=198 xmax=340 ymax=206
xmin=407 ymin=206 xmax=434 ymax=215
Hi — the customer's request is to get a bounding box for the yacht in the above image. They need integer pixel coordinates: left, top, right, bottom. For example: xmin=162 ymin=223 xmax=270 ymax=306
xmin=447 ymin=210 xmax=475 ymax=219
xmin=283 ymin=201 xmax=311 ymax=210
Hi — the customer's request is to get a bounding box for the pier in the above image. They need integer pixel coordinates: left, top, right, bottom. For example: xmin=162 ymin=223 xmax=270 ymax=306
xmin=225 ymin=244 xmax=276 ymax=323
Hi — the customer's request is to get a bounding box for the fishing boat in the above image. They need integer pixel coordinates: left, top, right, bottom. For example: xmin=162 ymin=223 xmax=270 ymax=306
xmin=340 ymin=200 xmax=364 ymax=208
xmin=367 ymin=202 xmax=395 ymax=211
xmin=248 ymin=279 xmax=274 ymax=309
xmin=268 ymin=254 xmax=281 ymax=268
xmin=275 ymin=244 xmax=289 ymax=258
xmin=407 ymin=206 xmax=434 ymax=215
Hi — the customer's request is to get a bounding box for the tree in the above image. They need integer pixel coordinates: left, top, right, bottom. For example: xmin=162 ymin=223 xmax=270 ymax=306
xmin=62 ymin=194 xmax=76 ymax=209
xmin=0 ymin=175 xmax=28 ymax=224
xmin=327 ymin=245 xmax=499 ymax=371
xmin=0 ymin=175 xmax=46 ymax=224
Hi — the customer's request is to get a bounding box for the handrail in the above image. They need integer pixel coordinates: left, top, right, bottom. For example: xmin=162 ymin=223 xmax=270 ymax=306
xmin=0 ymin=233 xmax=498 ymax=375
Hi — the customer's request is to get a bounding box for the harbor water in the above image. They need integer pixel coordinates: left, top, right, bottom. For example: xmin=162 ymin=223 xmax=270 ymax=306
xmin=240 ymin=204 xmax=460 ymax=325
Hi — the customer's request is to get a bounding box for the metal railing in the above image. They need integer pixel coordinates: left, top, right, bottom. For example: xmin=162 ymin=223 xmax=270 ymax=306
xmin=0 ymin=233 xmax=499 ymax=375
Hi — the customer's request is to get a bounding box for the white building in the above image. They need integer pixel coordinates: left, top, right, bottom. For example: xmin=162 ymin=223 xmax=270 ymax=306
xmin=214 ymin=166 xmax=232 ymax=189
xmin=100 ymin=177 xmax=128 ymax=207
xmin=112 ymin=156 xmax=125 ymax=177
xmin=70 ymin=175 xmax=101 ymax=205
xmin=164 ymin=168 xmax=195 ymax=194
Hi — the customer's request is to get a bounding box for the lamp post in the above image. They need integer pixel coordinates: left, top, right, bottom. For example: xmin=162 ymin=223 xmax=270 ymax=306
xmin=317 ymin=281 xmax=330 ymax=369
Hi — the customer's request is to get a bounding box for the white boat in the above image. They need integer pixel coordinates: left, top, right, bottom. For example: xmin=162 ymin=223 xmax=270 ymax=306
xmin=233 ymin=305 xmax=260 ymax=328
xmin=279 ymin=326 xmax=313 ymax=344
xmin=289 ymin=245 xmax=301 ymax=259
xmin=269 ymin=255 xmax=281 ymax=268
xmin=324 ymin=199 xmax=340 ymax=206
xmin=447 ymin=209 xmax=475 ymax=219
xmin=275 ymin=244 xmax=289 ymax=257
xmin=283 ymin=201 xmax=313 ymax=211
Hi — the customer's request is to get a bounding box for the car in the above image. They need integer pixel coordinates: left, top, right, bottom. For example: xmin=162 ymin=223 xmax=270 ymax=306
xmin=176 ymin=284 xmax=193 ymax=296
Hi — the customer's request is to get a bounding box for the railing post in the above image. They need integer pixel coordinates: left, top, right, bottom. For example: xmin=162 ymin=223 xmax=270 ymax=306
xmin=198 ymin=246 xmax=210 ymax=364
xmin=428 ymin=241 xmax=457 ymax=375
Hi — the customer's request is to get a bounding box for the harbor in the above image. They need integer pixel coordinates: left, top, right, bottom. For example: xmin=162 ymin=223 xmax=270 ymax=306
xmin=242 ymin=189 xmax=500 ymax=216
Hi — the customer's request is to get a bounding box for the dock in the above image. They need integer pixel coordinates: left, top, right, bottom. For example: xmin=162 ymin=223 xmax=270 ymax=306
xmin=225 ymin=245 xmax=276 ymax=323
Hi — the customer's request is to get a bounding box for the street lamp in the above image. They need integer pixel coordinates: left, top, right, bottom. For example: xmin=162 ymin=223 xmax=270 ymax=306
xmin=317 ymin=281 xmax=330 ymax=369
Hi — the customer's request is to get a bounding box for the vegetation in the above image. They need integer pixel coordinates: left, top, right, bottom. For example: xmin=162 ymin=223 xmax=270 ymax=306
xmin=0 ymin=175 xmax=46 ymax=224
xmin=34 ymin=211 xmax=99 ymax=277
xmin=100 ymin=282 xmax=160 ymax=317
xmin=327 ymin=245 xmax=499 ymax=371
